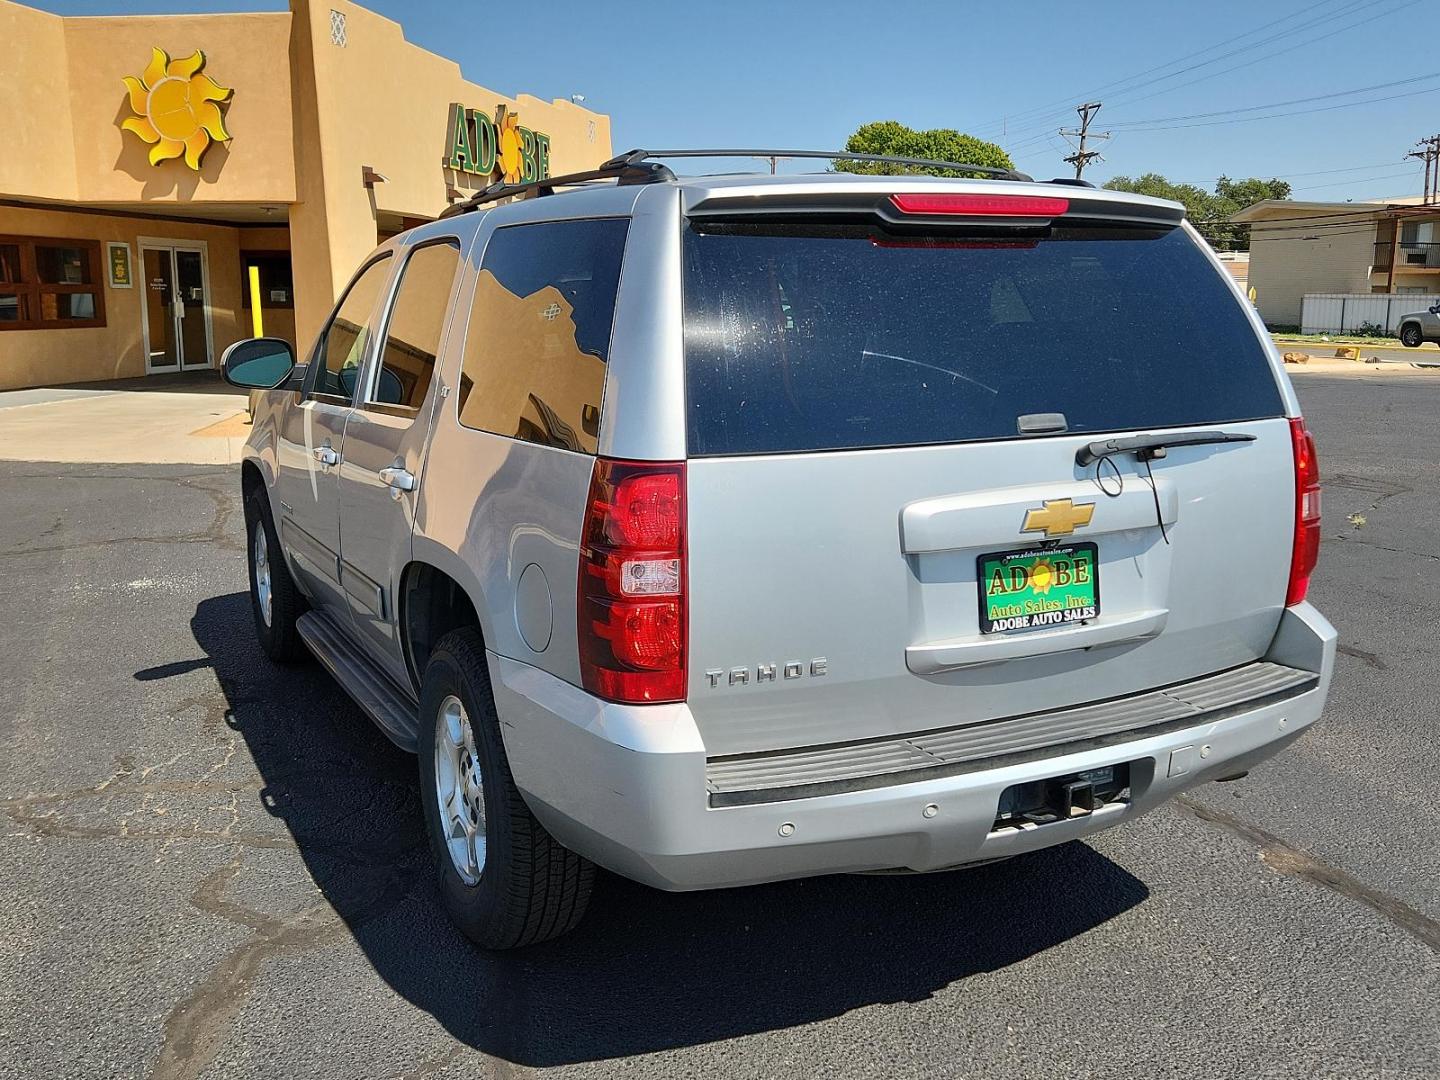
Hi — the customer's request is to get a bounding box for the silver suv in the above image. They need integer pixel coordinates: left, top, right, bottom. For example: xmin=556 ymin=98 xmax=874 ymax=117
xmin=1397 ymin=304 xmax=1440 ymax=348
xmin=223 ymin=149 xmax=1335 ymax=949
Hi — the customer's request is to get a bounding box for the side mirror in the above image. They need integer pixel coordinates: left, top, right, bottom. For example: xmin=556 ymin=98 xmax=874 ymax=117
xmin=222 ymin=337 xmax=296 ymax=390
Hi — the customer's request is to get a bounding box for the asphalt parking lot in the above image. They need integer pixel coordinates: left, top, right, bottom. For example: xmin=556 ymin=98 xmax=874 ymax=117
xmin=1 ymin=372 xmax=1437 ymax=1079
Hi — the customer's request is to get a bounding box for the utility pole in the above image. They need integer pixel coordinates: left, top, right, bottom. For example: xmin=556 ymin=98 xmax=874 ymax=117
xmin=1060 ymin=102 xmax=1110 ymax=180
xmin=1407 ymin=135 xmax=1440 ymax=205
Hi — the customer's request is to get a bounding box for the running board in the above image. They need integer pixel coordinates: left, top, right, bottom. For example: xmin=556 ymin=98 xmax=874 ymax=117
xmin=297 ymin=610 xmax=419 ymax=752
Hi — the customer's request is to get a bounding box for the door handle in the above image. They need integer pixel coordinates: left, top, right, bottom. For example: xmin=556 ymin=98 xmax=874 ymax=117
xmin=378 ymin=466 xmax=416 ymax=494
xmin=312 ymin=445 xmax=339 ymax=466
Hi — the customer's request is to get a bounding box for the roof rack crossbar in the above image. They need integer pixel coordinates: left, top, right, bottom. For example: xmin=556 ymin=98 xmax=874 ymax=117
xmin=612 ymin=148 xmax=1032 ymax=182
xmin=438 ymin=159 xmax=674 ymax=218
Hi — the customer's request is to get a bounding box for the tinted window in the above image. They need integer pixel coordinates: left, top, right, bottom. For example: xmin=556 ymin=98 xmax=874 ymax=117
xmin=315 ymin=255 xmax=391 ymax=399
xmin=372 ymin=240 xmax=460 ymax=409
xmin=682 ymin=223 xmax=1283 ymax=456
xmin=457 ymin=218 xmax=628 ymax=453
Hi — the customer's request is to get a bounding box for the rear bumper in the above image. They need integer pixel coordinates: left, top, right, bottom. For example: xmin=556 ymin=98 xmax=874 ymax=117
xmin=492 ymin=604 xmax=1335 ymax=891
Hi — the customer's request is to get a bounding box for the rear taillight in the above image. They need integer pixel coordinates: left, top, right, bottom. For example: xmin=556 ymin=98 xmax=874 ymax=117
xmin=1287 ymin=417 xmax=1321 ymax=606
xmin=889 ymin=193 xmax=1069 ymax=218
xmin=578 ymin=459 xmax=686 ymax=703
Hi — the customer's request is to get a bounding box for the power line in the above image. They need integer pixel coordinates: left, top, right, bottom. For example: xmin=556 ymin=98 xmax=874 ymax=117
xmin=1192 ymin=215 xmax=1412 ymax=237
xmin=1001 ymin=0 xmax=1421 ymax=156
xmin=1083 ymin=0 xmax=1418 ymax=116
xmin=1164 ymin=161 xmax=1407 ymax=185
xmin=1291 ymin=170 xmax=1420 ymax=192
xmin=1105 ymin=72 xmax=1440 ymax=129
xmin=996 ymin=0 xmax=1387 ymax=149
xmin=1113 ymin=83 xmax=1440 ymax=132
xmin=1193 ymin=207 xmax=1403 ymax=228
xmin=969 ymin=0 xmax=1357 ymax=138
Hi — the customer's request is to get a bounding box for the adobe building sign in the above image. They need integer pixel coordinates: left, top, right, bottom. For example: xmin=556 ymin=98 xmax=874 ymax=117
xmin=120 ymin=47 xmax=233 ymax=170
xmin=443 ymin=102 xmax=551 ymax=185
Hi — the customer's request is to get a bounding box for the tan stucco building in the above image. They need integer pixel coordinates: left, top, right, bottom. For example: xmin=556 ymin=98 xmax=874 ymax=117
xmin=1232 ymin=198 xmax=1440 ymax=327
xmin=0 ymin=0 xmax=612 ymax=390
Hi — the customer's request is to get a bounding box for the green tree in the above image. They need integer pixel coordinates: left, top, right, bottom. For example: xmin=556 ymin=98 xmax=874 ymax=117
xmin=1103 ymin=172 xmax=1291 ymax=251
xmin=1214 ymin=175 xmax=1292 ymax=205
xmin=834 ymin=120 xmax=1014 ymax=178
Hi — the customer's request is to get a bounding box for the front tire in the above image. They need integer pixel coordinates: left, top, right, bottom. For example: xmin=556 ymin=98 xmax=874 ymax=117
xmin=1400 ymin=324 xmax=1423 ymax=348
xmin=418 ymin=628 xmax=595 ymax=949
xmin=244 ymin=488 xmax=307 ymax=662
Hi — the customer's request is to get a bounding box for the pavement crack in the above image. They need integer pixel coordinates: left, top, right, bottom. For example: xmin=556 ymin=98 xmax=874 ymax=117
xmin=1337 ymin=643 xmax=1388 ymax=671
xmin=388 ymin=1046 xmax=474 ymax=1080
xmin=1176 ymin=796 xmax=1440 ymax=955
xmin=1327 ymin=533 xmax=1440 ymax=561
xmin=150 ymin=854 xmax=415 ymax=1080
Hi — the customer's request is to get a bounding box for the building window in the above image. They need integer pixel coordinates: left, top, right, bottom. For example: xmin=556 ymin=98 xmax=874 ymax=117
xmin=241 ymin=253 xmax=294 ymax=309
xmin=0 ymin=235 xmax=106 ymax=330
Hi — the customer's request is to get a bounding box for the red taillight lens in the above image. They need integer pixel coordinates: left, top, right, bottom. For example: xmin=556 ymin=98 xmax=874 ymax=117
xmin=578 ymin=459 xmax=686 ymax=703
xmin=1287 ymin=417 xmax=1321 ymax=606
xmin=889 ymin=193 xmax=1069 ymax=218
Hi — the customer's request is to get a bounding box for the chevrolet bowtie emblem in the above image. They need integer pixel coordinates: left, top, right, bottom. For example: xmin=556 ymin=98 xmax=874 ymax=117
xmin=1021 ymin=498 xmax=1096 ymax=538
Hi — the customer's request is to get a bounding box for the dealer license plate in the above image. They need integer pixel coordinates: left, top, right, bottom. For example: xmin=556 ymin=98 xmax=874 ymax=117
xmin=977 ymin=542 xmax=1099 ymax=635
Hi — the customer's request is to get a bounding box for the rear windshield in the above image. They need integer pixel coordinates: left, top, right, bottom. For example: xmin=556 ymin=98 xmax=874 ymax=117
xmin=681 ymin=222 xmax=1283 ymax=456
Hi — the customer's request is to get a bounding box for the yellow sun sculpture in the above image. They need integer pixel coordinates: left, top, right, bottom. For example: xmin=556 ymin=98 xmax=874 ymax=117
xmin=497 ymin=110 xmax=524 ymax=183
xmin=121 ymin=48 xmax=233 ymax=171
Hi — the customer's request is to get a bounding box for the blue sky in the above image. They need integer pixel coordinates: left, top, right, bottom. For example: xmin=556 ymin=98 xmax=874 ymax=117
xmin=36 ymin=0 xmax=1440 ymax=202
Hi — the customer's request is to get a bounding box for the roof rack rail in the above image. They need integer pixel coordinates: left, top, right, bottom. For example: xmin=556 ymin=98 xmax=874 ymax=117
xmin=616 ymin=148 xmax=1032 ymax=182
xmin=437 ymin=147 xmax=1033 ymax=218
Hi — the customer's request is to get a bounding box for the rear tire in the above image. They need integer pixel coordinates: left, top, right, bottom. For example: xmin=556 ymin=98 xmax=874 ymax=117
xmin=244 ymin=488 xmax=308 ymax=663
xmin=417 ymin=628 xmax=595 ymax=949
xmin=1400 ymin=324 xmax=1423 ymax=348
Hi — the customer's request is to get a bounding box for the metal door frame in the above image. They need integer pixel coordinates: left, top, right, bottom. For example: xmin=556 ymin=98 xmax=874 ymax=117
xmin=138 ymin=237 xmax=215 ymax=373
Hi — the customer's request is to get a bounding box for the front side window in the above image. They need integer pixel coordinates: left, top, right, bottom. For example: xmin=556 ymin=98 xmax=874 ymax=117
xmin=457 ymin=218 xmax=628 ymax=453
xmin=314 ymin=255 xmax=392 ymax=399
xmin=0 ymin=235 xmax=105 ymax=331
xmin=371 ymin=240 xmax=460 ymax=410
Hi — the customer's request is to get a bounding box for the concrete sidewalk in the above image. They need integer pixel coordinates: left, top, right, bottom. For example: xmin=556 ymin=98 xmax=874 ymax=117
xmin=0 ymin=388 xmax=250 ymax=464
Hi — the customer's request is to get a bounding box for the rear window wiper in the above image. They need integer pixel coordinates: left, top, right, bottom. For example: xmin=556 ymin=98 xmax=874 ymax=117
xmin=1075 ymin=430 xmax=1257 ymax=466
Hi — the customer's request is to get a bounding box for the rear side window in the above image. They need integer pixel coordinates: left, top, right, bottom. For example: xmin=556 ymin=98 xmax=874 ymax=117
xmin=681 ymin=223 xmax=1283 ymax=456
xmin=457 ymin=218 xmax=629 ymax=453
xmin=371 ymin=239 xmax=460 ymax=410
xmin=314 ymin=255 xmax=391 ymax=400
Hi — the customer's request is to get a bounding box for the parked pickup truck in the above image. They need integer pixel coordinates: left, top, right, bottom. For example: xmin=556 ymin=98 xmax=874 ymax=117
xmin=223 ymin=149 xmax=1336 ymax=949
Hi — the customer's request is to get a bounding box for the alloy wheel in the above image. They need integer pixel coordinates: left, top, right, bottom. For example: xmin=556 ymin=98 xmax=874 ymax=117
xmin=434 ymin=694 xmax=486 ymax=884
xmin=252 ymin=524 xmax=272 ymax=627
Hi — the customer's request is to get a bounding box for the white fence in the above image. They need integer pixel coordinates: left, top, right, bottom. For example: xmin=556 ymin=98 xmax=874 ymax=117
xmin=1301 ymin=293 xmax=1440 ymax=335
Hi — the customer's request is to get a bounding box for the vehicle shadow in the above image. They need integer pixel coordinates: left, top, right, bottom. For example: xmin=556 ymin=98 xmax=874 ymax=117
xmin=187 ymin=590 xmax=1150 ymax=1068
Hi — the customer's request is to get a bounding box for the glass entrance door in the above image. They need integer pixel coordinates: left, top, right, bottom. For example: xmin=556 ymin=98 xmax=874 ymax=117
xmin=142 ymin=248 xmax=179 ymax=372
xmin=141 ymin=244 xmax=213 ymax=373
xmin=174 ymin=250 xmax=210 ymax=369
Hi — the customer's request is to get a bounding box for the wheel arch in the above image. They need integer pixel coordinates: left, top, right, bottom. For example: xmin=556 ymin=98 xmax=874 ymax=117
xmin=399 ymin=557 xmax=491 ymax=692
xmin=240 ymin=458 xmax=267 ymax=500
